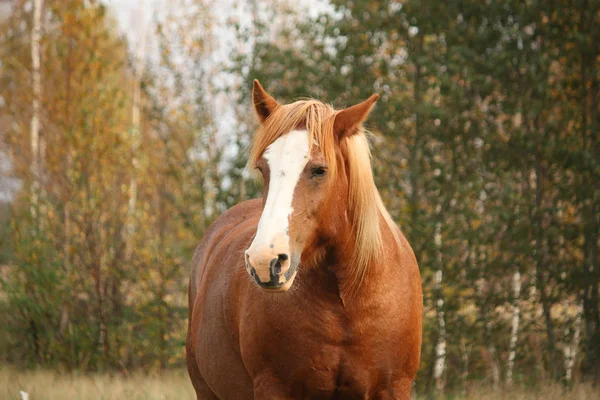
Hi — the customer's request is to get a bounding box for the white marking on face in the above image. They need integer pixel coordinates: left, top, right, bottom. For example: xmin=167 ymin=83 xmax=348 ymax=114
xmin=250 ymin=129 xmax=310 ymax=252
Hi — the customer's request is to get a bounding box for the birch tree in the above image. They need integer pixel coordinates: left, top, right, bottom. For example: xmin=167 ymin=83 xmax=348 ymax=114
xmin=30 ymin=0 xmax=43 ymax=221
xmin=433 ymin=208 xmax=446 ymax=393
xmin=564 ymin=301 xmax=583 ymax=384
xmin=506 ymin=268 xmax=521 ymax=385
xmin=125 ymin=4 xmax=148 ymax=261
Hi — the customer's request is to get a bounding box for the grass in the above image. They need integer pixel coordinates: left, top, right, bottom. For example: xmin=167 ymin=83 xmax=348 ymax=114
xmin=0 ymin=367 xmax=195 ymax=400
xmin=437 ymin=382 xmax=600 ymax=400
xmin=1 ymin=366 xmax=598 ymax=399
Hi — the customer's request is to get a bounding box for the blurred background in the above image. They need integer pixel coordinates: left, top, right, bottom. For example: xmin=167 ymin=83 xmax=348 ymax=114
xmin=0 ymin=0 xmax=598 ymax=399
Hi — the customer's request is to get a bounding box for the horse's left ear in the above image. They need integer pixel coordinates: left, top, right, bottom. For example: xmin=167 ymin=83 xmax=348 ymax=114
xmin=333 ymin=94 xmax=379 ymax=138
xmin=253 ymin=79 xmax=280 ymax=123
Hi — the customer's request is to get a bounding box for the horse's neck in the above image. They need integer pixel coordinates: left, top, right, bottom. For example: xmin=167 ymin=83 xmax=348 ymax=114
xmin=324 ymin=222 xmax=395 ymax=306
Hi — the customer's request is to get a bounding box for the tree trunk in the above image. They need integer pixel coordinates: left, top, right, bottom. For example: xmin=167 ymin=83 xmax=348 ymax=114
xmin=564 ymin=301 xmax=583 ymax=384
xmin=30 ymin=0 xmax=43 ymax=219
xmin=409 ymin=34 xmax=424 ymax=256
xmin=534 ymin=160 xmax=558 ymax=379
xmin=433 ymin=211 xmax=446 ymax=394
xmin=157 ymin=189 xmax=168 ymax=370
xmin=27 ymin=0 xmax=43 ymax=363
xmin=125 ymin=5 xmax=147 ymax=261
xmin=506 ymin=268 xmax=521 ymax=385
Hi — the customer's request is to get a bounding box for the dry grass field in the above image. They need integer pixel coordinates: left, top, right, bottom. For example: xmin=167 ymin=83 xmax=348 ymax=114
xmin=1 ymin=366 xmax=598 ymax=399
xmin=0 ymin=367 xmax=195 ymax=400
xmin=453 ymin=382 xmax=599 ymax=400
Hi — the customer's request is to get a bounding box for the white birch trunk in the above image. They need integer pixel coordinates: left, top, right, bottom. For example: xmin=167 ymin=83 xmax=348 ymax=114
xmin=433 ymin=215 xmax=446 ymax=392
xmin=30 ymin=0 xmax=43 ymax=219
xmin=506 ymin=268 xmax=521 ymax=385
xmin=125 ymin=8 xmax=147 ymax=260
xmin=564 ymin=301 xmax=583 ymax=383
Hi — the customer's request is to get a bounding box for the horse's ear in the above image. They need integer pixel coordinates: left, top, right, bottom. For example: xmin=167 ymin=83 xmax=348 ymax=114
xmin=252 ymin=79 xmax=279 ymax=123
xmin=333 ymin=94 xmax=379 ymax=138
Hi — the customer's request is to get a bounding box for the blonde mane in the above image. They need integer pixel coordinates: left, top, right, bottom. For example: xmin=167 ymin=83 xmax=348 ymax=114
xmin=249 ymin=100 xmax=400 ymax=293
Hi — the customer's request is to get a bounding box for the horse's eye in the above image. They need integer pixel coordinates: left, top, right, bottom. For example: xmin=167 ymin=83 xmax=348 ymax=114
xmin=311 ymin=167 xmax=327 ymax=178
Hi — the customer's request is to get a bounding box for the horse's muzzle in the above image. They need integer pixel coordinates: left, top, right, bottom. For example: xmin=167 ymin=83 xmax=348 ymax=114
xmin=244 ymin=251 xmax=297 ymax=292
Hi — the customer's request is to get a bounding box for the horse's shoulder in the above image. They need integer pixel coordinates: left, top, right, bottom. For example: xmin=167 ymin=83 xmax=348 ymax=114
xmin=200 ymin=198 xmax=261 ymax=246
xmin=190 ymin=198 xmax=262 ymax=297
xmin=219 ymin=198 xmax=263 ymax=222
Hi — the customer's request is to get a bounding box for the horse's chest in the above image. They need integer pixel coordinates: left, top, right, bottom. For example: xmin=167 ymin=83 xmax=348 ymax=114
xmin=294 ymin=347 xmax=382 ymax=399
xmin=242 ymin=299 xmax=401 ymax=399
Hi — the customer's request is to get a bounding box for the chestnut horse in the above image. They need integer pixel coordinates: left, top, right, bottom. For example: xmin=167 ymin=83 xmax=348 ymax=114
xmin=186 ymin=80 xmax=422 ymax=399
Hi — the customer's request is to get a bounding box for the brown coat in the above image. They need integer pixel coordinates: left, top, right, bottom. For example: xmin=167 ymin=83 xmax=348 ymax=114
xmin=186 ymin=81 xmax=422 ymax=399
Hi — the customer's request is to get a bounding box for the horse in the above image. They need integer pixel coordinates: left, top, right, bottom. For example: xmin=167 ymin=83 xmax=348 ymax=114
xmin=186 ymin=80 xmax=422 ymax=400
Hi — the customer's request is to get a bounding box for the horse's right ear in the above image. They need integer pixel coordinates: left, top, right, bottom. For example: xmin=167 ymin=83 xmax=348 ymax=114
xmin=252 ymin=80 xmax=279 ymax=123
xmin=333 ymin=94 xmax=379 ymax=138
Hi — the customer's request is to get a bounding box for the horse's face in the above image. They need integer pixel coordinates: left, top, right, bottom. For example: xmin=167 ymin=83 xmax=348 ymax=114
xmin=244 ymin=80 xmax=378 ymax=292
xmin=245 ymin=129 xmax=332 ymax=291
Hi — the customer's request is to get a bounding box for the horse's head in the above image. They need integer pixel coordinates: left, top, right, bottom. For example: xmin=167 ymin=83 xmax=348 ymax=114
xmin=244 ymin=80 xmax=382 ymax=292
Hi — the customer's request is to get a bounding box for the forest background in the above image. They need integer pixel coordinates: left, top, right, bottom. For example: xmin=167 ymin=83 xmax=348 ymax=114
xmin=0 ymin=0 xmax=598 ymax=398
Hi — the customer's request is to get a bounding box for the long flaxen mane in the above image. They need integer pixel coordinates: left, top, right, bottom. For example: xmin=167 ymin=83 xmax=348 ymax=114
xmin=248 ymin=99 xmax=400 ymax=293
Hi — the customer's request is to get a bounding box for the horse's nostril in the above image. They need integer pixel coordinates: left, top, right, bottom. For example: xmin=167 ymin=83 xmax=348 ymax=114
xmin=269 ymin=254 xmax=289 ymax=277
xmin=269 ymin=257 xmax=281 ymax=275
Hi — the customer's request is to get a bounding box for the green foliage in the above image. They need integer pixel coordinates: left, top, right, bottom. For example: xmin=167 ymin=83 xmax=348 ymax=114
xmin=0 ymin=0 xmax=209 ymax=371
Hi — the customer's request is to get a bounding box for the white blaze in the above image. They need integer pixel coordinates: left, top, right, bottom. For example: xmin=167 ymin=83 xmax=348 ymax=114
xmin=251 ymin=130 xmax=310 ymax=250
